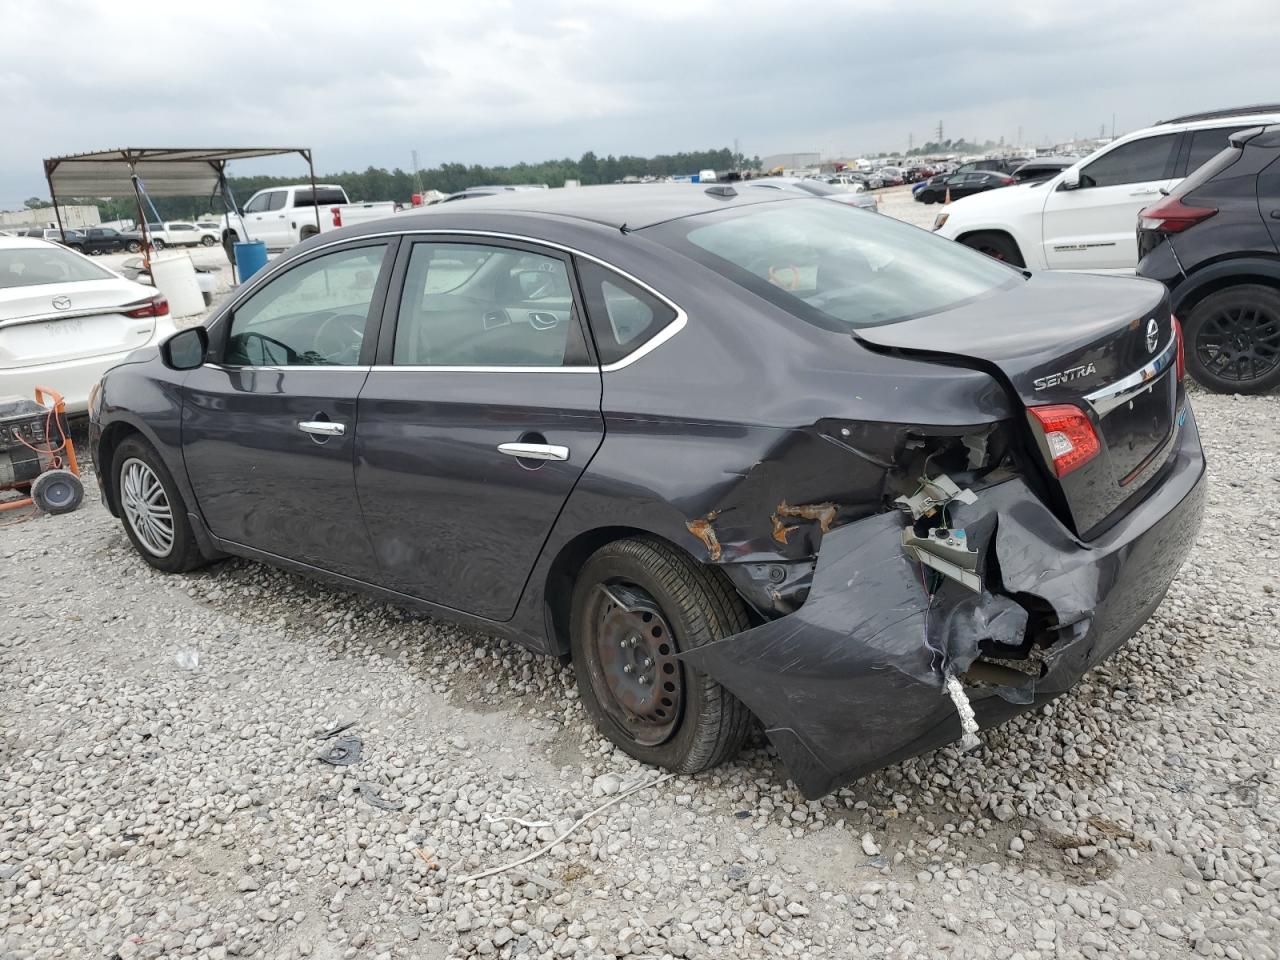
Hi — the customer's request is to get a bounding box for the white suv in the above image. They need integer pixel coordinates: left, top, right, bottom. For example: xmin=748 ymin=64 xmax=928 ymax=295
xmin=933 ymin=105 xmax=1280 ymax=273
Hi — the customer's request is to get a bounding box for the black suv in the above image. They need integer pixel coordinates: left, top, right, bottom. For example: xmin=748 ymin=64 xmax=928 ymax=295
xmin=1137 ymin=125 xmax=1280 ymax=393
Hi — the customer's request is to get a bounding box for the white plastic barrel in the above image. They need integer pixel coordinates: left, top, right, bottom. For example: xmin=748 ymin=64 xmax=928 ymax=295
xmin=149 ymin=251 xmax=205 ymax=318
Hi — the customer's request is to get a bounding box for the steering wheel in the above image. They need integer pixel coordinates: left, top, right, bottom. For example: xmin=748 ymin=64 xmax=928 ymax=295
xmin=313 ymin=312 xmax=365 ymax=364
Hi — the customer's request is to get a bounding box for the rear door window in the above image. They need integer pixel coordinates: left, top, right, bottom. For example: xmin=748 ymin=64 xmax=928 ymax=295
xmin=1080 ymin=134 xmax=1177 ymax=187
xmin=266 ymin=191 xmax=288 ymax=212
xmin=391 ymin=241 xmax=589 ymax=368
xmin=576 ymin=260 xmax=678 ymax=365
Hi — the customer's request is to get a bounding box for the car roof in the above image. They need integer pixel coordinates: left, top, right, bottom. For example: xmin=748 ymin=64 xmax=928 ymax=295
xmin=0 ymin=235 xmax=64 ymax=250
xmin=397 ymin=183 xmax=783 ymax=231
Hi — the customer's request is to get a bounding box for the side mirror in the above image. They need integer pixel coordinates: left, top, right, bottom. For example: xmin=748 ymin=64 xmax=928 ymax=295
xmin=161 ymin=326 xmax=208 ymax=370
xmin=1058 ymin=169 xmax=1082 ymax=191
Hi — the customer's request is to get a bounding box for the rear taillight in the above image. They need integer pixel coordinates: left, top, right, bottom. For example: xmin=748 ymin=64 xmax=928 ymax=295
xmin=124 ymin=296 xmax=169 ymax=319
xmin=331 ymin=206 xmax=343 ymax=228
xmin=1000 ymin=177 xmax=1015 ymax=185
xmin=1173 ymin=314 xmax=1185 ymax=382
xmin=1139 ymin=195 xmax=1217 ymax=233
xmin=1029 ymin=404 xmax=1100 ymax=477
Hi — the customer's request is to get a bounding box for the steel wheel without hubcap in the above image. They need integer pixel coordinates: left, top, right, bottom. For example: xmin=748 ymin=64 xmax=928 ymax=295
xmin=1195 ymin=303 xmax=1280 ymax=385
xmin=120 ymin=457 xmax=175 ymax=557
xmin=587 ymin=582 xmax=684 ymax=747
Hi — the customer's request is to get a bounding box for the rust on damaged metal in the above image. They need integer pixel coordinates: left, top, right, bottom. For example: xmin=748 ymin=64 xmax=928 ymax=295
xmin=771 ymin=513 xmax=799 ymax=545
xmin=776 ymin=500 xmax=839 ymax=533
xmin=686 ymin=510 xmax=722 ymax=561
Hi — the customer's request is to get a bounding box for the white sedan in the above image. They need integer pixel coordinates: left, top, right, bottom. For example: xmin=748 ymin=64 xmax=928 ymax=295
xmin=0 ymin=237 xmax=177 ymax=413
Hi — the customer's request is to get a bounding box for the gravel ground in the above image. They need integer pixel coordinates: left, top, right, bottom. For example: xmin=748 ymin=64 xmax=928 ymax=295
xmin=3 ymin=194 xmax=1279 ymax=960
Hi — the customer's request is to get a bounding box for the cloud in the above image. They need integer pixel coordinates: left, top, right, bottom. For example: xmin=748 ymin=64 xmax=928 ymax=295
xmin=2 ymin=0 xmax=1277 ymax=206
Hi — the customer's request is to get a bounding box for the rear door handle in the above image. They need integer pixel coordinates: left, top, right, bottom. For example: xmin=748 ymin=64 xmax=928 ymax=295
xmin=497 ymin=442 xmax=569 ymax=461
xmin=1129 ymin=189 xmax=1159 ymax=197
xmin=298 ymin=420 xmax=345 ymax=437
xmin=1270 ymin=210 xmax=1280 ymax=220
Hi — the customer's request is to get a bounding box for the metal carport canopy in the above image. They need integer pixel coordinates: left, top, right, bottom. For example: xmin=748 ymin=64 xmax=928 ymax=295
xmin=43 ymin=146 xmax=313 ymax=197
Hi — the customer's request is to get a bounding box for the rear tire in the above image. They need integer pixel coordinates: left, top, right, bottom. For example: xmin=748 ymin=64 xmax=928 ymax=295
xmin=961 ymin=231 xmax=1025 ymax=267
xmin=113 ymin=436 xmax=208 ymax=573
xmin=571 ymin=537 xmax=753 ymax=774
xmin=201 ymin=235 xmax=216 ymax=246
xmin=126 ymin=241 xmax=141 ymax=253
xmin=1183 ymin=284 xmax=1280 ymax=394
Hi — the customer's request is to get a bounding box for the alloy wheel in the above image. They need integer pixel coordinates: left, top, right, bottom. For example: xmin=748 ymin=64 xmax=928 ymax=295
xmin=120 ymin=458 xmax=175 ymax=557
xmin=589 ymin=582 xmax=683 ymax=747
xmin=1196 ymin=303 xmax=1280 ymax=384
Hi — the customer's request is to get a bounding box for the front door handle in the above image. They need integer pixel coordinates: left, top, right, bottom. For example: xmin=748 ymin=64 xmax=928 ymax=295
xmin=298 ymin=420 xmax=345 ymax=437
xmin=1270 ymin=210 xmax=1280 ymax=220
xmin=498 ymin=442 xmax=569 ymax=461
xmin=1129 ymin=189 xmax=1159 ymax=197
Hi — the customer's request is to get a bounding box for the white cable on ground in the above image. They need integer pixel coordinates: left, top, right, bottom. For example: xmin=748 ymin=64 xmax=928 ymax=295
xmin=945 ymin=673 xmax=982 ymax=752
xmin=455 ymin=773 xmax=676 ymax=884
xmin=483 ymin=815 xmax=553 ymax=829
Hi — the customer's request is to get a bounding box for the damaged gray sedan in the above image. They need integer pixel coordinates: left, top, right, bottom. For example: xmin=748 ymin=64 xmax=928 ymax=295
xmin=89 ymin=184 xmax=1205 ymax=798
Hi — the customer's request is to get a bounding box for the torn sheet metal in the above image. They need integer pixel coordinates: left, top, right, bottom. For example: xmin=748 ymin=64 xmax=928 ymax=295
xmin=680 ymin=414 xmax=1206 ymax=798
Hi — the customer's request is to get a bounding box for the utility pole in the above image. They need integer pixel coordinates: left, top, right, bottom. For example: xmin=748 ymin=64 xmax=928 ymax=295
xmin=908 ymin=132 xmax=914 ymax=153
xmin=1111 ymin=114 xmax=1116 ymax=139
xmin=411 ymin=150 xmax=422 ymax=194
xmin=936 ymin=120 xmax=944 ymax=145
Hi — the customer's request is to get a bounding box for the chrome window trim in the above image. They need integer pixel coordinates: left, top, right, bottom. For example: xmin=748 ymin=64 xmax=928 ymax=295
xmin=202 ymin=363 xmax=370 ymax=373
xmin=1084 ymin=335 xmax=1178 ymax=416
xmin=211 ymin=229 xmax=687 ymax=374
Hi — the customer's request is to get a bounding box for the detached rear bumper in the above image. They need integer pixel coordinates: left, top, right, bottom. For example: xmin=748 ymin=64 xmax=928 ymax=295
xmin=681 ymin=406 xmax=1207 ymax=799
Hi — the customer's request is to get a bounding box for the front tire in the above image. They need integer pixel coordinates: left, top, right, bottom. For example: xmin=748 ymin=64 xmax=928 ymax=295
xmin=1183 ymin=285 xmax=1280 ymax=394
xmin=126 ymin=241 xmax=141 ymax=253
xmin=571 ymin=537 xmax=753 ymax=774
xmin=114 ymin=436 xmax=207 ymax=573
xmin=960 ymin=231 xmax=1026 ymax=267
xmin=201 ymin=234 xmax=216 ymax=246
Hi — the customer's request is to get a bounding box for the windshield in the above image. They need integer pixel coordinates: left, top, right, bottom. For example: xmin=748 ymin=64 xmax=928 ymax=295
xmin=647 ymin=199 xmax=1022 ymax=330
xmin=0 ymin=246 xmax=114 ymax=289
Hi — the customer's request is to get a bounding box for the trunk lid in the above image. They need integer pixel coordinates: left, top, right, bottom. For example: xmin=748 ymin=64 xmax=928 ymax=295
xmin=854 ymin=272 xmax=1180 ymax=538
xmin=0 ymin=280 xmax=158 ymax=369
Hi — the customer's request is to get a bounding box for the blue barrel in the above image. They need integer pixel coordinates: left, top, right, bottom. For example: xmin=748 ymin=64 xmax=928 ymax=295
xmin=233 ymin=240 xmax=268 ymax=284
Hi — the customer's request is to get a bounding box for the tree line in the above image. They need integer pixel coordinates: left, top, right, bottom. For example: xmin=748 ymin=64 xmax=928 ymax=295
xmin=25 ymin=147 xmax=760 ymax=222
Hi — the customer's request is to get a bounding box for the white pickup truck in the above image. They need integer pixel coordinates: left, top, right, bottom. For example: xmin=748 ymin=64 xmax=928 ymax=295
xmin=221 ymin=184 xmax=396 ymax=253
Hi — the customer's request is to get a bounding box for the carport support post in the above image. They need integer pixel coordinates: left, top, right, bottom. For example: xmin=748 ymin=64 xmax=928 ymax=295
xmin=43 ymin=160 xmax=67 ymax=241
xmin=304 ymin=149 xmax=320 ymax=231
xmin=130 ymin=172 xmax=153 ymax=267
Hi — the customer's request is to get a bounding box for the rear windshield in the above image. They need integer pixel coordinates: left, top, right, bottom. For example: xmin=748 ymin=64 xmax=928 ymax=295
xmin=647 ymin=199 xmax=1021 ymax=330
xmin=1177 ymin=144 xmax=1242 ymax=197
xmin=294 ymin=187 xmax=348 ymax=207
xmin=0 ymin=246 xmax=113 ymax=289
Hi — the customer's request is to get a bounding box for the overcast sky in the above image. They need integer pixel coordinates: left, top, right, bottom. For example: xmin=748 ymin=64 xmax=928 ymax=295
xmin=2 ymin=0 xmax=1278 ymax=208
